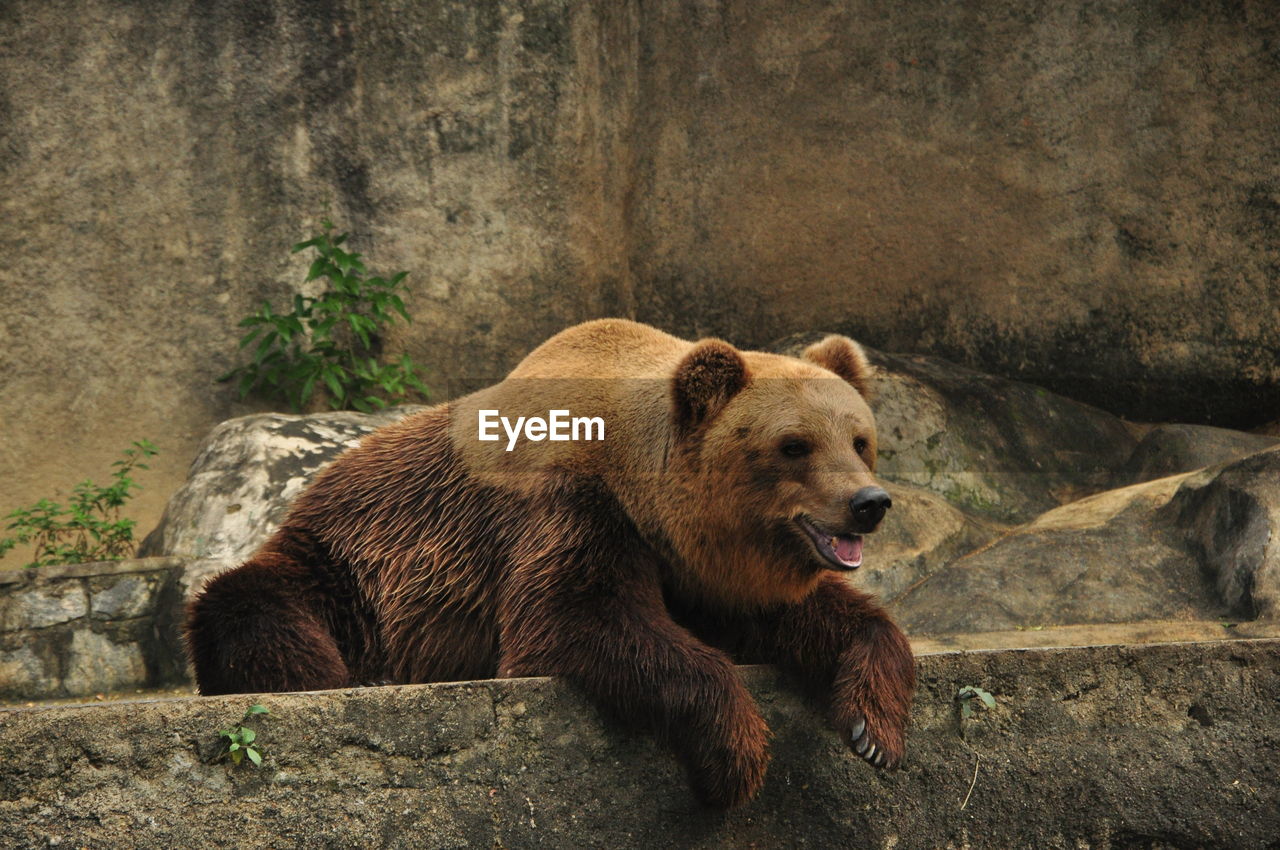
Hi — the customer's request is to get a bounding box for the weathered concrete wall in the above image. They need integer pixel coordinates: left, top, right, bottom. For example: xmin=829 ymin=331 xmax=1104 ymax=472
xmin=2 ymin=0 xmax=1277 ymax=565
xmin=1 ymin=640 xmax=1277 ymax=848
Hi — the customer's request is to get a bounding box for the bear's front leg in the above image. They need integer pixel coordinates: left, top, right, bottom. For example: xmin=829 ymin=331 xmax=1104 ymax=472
xmin=497 ymin=550 xmax=770 ymax=808
xmin=767 ymin=575 xmax=915 ymax=768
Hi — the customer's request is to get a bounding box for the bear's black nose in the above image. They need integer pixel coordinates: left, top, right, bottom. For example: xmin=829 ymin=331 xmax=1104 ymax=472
xmin=849 ymin=486 xmax=892 ymax=532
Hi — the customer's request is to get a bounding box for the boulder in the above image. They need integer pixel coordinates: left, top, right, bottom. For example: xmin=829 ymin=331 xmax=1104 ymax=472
xmin=138 ymin=408 xmax=423 ymax=571
xmin=893 ymin=447 xmax=1280 ymax=634
xmin=851 ymin=482 xmax=1004 ymax=604
xmin=1113 ymin=423 xmax=1278 ymax=487
xmin=771 ymin=333 xmax=1138 ymax=523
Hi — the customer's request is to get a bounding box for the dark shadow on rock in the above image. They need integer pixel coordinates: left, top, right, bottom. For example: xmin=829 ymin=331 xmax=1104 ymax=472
xmin=1113 ymin=423 xmax=1278 ymax=488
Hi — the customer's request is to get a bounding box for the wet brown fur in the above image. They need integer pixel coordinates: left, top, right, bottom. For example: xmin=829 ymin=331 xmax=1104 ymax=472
xmin=186 ymin=319 xmax=915 ymax=808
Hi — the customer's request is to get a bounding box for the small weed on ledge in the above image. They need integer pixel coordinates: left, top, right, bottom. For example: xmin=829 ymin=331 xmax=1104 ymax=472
xmin=219 ymin=704 xmax=270 ymax=767
xmin=957 ymin=686 xmax=997 ymax=722
xmin=954 ymin=686 xmax=997 ymax=811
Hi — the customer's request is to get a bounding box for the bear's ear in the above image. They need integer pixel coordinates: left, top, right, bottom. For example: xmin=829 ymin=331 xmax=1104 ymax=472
xmin=672 ymin=339 xmax=749 ymax=431
xmin=802 ymin=335 xmax=874 ymax=399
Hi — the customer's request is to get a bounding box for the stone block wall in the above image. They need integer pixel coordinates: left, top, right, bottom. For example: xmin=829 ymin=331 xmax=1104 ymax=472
xmin=0 ymin=558 xmax=196 ymax=699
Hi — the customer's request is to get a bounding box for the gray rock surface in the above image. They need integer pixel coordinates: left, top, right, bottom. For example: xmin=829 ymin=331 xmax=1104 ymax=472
xmin=139 ymin=408 xmax=422 ymax=571
xmin=894 ymin=447 xmax=1280 ymax=634
xmin=853 ymin=482 xmax=1003 ymax=603
xmin=1172 ymin=449 xmax=1280 ymax=620
xmin=1113 ymin=423 xmax=1279 ymax=487
xmin=0 ymin=583 xmax=87 ymax=631
xmin=0 ymin=558 xmax=194 ymax=699
xmin=1 ymin=639 xmax=1276 ymax=848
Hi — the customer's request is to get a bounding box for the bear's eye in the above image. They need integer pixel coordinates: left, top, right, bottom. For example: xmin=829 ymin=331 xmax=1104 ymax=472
xmin=779 ymin=439 xmax=811 ymax=458
xmin=854 ymin=437 xmax=869 ymax=456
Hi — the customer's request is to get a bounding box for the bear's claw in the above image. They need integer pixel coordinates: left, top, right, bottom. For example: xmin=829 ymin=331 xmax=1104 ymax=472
xmin=847 ymin=713 xmax=901 ymax=769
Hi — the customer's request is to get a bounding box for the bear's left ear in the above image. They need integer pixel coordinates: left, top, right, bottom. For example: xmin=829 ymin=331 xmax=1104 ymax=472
xmin=802 ymin=335 xmax=875 ymax=399
xmin=672 ymin=339 xmax=749 ymax=432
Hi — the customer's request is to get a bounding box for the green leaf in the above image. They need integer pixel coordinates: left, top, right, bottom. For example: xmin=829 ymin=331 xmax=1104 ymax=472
xmin=246 ymin=704 xmax=269 ymax=715
xmin=299 ymin=371 xmax=318 ymax=406
xmin=253 ymin=331 xmax=279 ymax=365
xmin=389 ymin=294 xmax=410 ymax=322
xmin=348 ymin=314 xmax=371 ymax=349
xmin=306 ymin=257 xmax=328 ymax=282
xmin=322 ymin=369 xmax=345 ymax=401
xmin=246 ymin=747 xmax=262 ymax=766
xmin=957 ymin=686 xmax=996 ymax=715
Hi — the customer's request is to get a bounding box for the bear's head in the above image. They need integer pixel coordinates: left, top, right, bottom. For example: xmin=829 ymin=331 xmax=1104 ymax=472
xmin=663 ymin=335 xmax=889 ymax=607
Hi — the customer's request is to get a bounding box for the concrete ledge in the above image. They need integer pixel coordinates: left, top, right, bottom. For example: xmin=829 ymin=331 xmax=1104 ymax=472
xmin=2 ymin=640 xmax=1278 ymax=848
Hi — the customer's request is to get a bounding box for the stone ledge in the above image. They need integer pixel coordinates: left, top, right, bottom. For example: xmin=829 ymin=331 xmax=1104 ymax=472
xmin=0 ymin=557 xmax=188 ymax=583
xmin=1 ymin=639 xmax=1276 ymax=848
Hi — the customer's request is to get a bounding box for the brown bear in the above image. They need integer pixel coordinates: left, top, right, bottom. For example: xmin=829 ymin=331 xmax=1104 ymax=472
xmin=186 ymin=318 xmax=914 ymax=807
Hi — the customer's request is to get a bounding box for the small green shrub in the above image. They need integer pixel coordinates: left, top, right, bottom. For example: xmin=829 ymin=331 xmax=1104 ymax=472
xmin=0 ymin=440 xmax=158 ymax=569
xmin=219 ymin=220 xmax=431 ymax=413
xmin=219 ymin=704 xmax=270 ymax=767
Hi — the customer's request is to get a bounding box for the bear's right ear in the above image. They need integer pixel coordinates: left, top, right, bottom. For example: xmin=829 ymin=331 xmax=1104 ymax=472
xmin=672 ymin=339 xmax=749 ymax=432
xmin=802 ymin=335 xmax=875 ymax=399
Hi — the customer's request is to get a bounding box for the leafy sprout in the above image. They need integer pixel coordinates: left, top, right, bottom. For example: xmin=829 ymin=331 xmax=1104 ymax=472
xmin=220 ymin=704 xmax=270 ymax=767
xmin=957 ymin=685 xmax=997 ymax=720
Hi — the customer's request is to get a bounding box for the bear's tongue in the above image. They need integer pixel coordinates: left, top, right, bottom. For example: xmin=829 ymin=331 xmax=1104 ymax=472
xmin=832 ymin=535 xmax=863 ymax=567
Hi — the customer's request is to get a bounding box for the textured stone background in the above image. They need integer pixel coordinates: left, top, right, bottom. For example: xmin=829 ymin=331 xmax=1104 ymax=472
xmin=2 ymin=0 xmax=1277 ymax=564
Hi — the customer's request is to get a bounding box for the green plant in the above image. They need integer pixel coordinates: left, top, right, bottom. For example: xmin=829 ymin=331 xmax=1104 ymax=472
xmin=0 ymin=440 xmax=158 ymax=569
xmin=954 ymin=685 xmax=997 ymax=810
xmin=219 ymin=704 xmax=270 ymax=767
xmin=956 ymin=685 xmax=997 ymax=720
xmin=219 ymin=220 xmax=431 ymax=413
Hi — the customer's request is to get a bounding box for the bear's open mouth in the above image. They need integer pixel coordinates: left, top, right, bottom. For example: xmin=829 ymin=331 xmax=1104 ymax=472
xmin=795 ymin=516 xmax=864 ymax=571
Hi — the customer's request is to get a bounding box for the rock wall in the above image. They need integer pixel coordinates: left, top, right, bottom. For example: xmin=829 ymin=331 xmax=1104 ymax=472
xmin=631 ymin=0 xmax=1280 ymax=426
xmin=0 ymin=0 xmax=637 ymax=566
xmin=2 ymin=640 xmax=1277 ymax=848
xmin=0 ymin=558 xmax=198 ymax=699
xmin=3 ymin=0 xmax=1278 ymax=565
